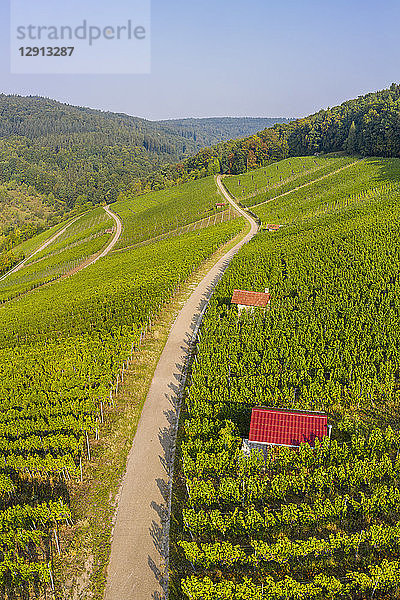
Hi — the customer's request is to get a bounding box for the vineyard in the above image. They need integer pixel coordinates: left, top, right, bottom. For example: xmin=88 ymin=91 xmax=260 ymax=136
xmin=251 ymin=158 xmax=400 ymax=228
xmin=0 ymin=208 xmax=114 ymax=303
xmin=170 ymin=159 xmax=400 ymax=599
xmin=0 ymin=169 xmax=244 ymax=598
xmin=223 ymin=154 xmax=355 ymax=206
xmin=113 ymin=176 xmax=227 ymax=250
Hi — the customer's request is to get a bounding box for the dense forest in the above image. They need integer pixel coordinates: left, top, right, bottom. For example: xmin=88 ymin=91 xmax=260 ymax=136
xmin=155 ymin=117 xmax=290 ymax=148
xmin=0 ymin=95 xmax=199 ymax=208
xmin=136 ymin=83 xmax=400 ymax=191
xmin=0 ymin=96 xmax=288 ymax=210
xmin=3 ymin=84 xmax=400 ymax=211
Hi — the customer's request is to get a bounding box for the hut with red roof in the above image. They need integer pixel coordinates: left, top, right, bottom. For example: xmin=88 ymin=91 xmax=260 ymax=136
xmin=231 ymin=289 xmax=271 ymax=313
xmin=243 ymin=407 xmax=330 ymax=459
xmin=263 ymin=224 xmax=282 ymax=232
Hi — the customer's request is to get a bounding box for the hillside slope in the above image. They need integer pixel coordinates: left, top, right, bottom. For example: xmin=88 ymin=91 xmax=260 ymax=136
xmin=0 ymin=96 xmax=289 ymax=211
xmin=0 ymin=170 xmax=245 ymax=598
xmin=0 ymin=95 xmax=288 ymax=258
xmin=0 ymin=94 xmax=200 ymax=208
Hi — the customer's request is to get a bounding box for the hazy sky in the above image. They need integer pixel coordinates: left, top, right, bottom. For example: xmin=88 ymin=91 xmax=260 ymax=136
xmin=1 ymin=0 xmax=399 ymax=120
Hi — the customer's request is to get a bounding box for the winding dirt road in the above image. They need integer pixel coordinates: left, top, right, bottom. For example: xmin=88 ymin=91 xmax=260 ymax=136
xmin=104 ymin=176 xmax=258 ymax=600
xmin=80 ymin=206 xmax=123 ymax=270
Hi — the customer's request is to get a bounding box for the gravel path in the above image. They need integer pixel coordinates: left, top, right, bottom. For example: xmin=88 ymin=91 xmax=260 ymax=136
xmin=104 ymin=176 xmax=258 ymax=600
xmin=84 ymin=206 xmax=123 ymax=267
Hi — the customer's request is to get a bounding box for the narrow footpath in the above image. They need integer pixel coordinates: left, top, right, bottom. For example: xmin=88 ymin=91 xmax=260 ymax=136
xmin=104 ymin=176 xmax=258 ymax=600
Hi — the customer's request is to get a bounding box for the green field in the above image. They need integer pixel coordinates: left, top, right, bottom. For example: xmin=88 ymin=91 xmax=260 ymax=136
xmin=252 ymin=157 xmax=400 ymax=227
xmin=4 ymin=147 xmax=400 ymax=598
xmin=0 ymin=174 xmax=234 ymax=301
xmin=10 ymin=217 xmax=78 ymax=259
xmin=0 ymin=166 xmax=244 ymax=596
xmin=171 ymin=158 xmax=400 ymax=599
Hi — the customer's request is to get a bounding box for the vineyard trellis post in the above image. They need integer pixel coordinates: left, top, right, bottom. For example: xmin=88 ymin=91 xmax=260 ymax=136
xmin=86 ymin=431 xmax=91 ymax=461
xmin=371 ymin=575 xmax=381 ymax=598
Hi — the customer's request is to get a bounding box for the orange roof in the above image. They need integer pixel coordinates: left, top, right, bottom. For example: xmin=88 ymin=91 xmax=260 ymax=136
xmin=265 ymin=224 xmax=281 ymax=230
xmin=231 ymin=289 xmax=271 ymax=307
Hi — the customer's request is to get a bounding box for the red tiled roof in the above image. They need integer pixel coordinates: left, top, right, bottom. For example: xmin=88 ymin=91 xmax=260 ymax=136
xmin=231 ymin=289 xmax=271 ymax=307
xmin=265 ymin=224 xmax=281 ymax=230
xmin=249 ymin=407 xmax=328 ymax=447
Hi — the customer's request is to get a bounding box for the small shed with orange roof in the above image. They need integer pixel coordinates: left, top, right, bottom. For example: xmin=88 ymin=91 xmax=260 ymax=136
xmin=263 ymin=224 xmax=282 ymax=232
xmin=231 ymin=289 xmax=271 ymax=312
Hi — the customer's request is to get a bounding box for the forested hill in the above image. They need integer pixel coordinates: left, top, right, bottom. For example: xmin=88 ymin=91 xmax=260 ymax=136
xmin=0 ymin=94 xmax=288 ymax=263
xmin=138 ymin=83 xmax=400 ymax=189
xmin=0 ymin=94 xmax=205 ymax=259
xmin=155 ymin=117 xmax=291 ymax=148
xmin=0 ymin=95 xmax=199 ymax=213
xmin=273 ymin=82 xmax=400 ymax=157
xmin=3 ymin=83 xmax=399 ymax=261
xmin=0 ymin=95 xmax=288 ymax=223
xmin=0 ymin=94 xmax=197 ymax=150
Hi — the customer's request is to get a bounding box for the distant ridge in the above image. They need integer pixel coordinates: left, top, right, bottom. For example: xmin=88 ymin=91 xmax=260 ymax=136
xmin=0 ymin=94 xmax=289 ymax=213
xmin=155 ymin=116 xmax=291 ymax=148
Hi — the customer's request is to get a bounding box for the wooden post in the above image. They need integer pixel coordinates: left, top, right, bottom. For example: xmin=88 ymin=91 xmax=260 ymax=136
xmin=54 ymin=528 xmax=61 ymax=556
xmin=48 ymin=563 xmax=55 ymax=593
xmin=86 ymin=431 xmax=91 ymax=461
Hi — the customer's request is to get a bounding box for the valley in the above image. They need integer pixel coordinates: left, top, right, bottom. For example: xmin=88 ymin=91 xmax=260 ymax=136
xmin=1 ymin=83 xmax=400 ymax=600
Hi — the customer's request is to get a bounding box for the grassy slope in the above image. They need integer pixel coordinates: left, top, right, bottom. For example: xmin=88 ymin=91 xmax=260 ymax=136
xmin=0 ymin=219 xmax=244 ymax=599
xmin=0 ymin=173 xmax=234 ymax=300
xmin=0 ymin=221 xmax=242 ymax=345
xmin=252 ymin=157 xmax=400 ymax=225
xmin=223 ymin=154 xmax=356 ymax=206
xmin=11 ymin=217 xmax=80 ymax=258
xmin=0 ymin=168 xmax=246 ymax=599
